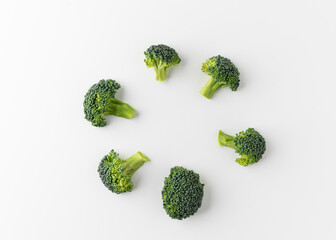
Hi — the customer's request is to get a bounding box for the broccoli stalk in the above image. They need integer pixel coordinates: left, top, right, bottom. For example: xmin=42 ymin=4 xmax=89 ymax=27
xmin=218 ymin=128 xmax=266 ymax=166
xmin=153 ymin=64 xmax=168 ymax=81
xmin=218 ymin=130 xmax=235 ymax=148
xmin=199 ymin=77 xmax=228 ymax=99
xmin=105 ymin=98 xmax=135 ymax=119
xmin=121 ymin=151 xmax=150 ymax=176
xmin=98 ymin=150 xmax=150 ymax=194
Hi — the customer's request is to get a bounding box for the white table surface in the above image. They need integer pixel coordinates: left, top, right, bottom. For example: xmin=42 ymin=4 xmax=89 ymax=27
xmin=1 ymin=0 xmax=335 ymax=239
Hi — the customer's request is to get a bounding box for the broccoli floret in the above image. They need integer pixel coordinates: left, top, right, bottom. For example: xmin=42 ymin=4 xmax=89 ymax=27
xmin=144 ymin=44 xmax=181 ymax=81
xmin=200 ymin=55 xmax=240 ymax=99
xmin=162 ymin=166 xmax=204 ymax=220
xmin=218 ymin=128 xmax=266 ymax=166
xmin=98 ymin=149 xmax=150 ymax=194
xmin=84 ymin=79 xmax=135 ymax=127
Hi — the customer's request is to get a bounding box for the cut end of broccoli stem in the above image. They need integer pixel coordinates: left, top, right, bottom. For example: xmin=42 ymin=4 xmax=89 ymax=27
xmin=218 ymin=130 xmax=235 ymax=149
xmin=109 ymin=98 xmax=135 ymax=119
xmin=199 ymin=77 xmax=226 ymax=99
xmin=123 ymin=151 xmax=150 ymax=176
xmin=132 ymin=151 xmax=150 ymax=163
xmin=155 ymin=67 xmax=168 ymax=81
xmin=117 ymin=105 xmax=135 ymax=119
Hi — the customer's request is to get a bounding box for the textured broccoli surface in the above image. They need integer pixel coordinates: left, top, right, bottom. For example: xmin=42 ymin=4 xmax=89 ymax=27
xmin=83 ymin=79 xmax=135 ymax=127
xmin=162 ymin=166 xmax=204 ymax=220
xmin=98 ymin=149 xmax=150 ymax=194
xmin=218 ymin=128 xmax=266 ymax=166
xmin=200 ymin=55 xmax=240 ymax=99
xmin=144 ymin=44 xmax=181 ymax=81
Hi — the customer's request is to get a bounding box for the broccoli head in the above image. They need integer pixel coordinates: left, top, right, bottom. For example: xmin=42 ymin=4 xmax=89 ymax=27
xmin=84 ymin=79 xmax=135 ymax=127
xmin=98 ymin=149 xmax=150 ymax=194
xmin=162 ymin=166 xmax=204 ymax=220
xmin=218 ymin=128 xmax=266 ymax=166
xmin=144 ymin=44 xmax=181 ymax=81
xmin=200 ymin=55 xmax=240 ymax=99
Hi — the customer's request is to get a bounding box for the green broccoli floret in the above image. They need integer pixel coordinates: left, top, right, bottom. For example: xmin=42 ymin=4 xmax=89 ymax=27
xmin=144 ymin=44 xmax=181 ymax=81
xmin=84 ymin=79 xmax=135 ymax=127
xmin=98 ymin=149 xmax=150 ymax=194
xmin=218 ymin=128 xmax=266 ymax=166
xmin=162 ymin=166 xmax=204 ymax=220
xmin=200 ymin=55 xmax=240 ymax=99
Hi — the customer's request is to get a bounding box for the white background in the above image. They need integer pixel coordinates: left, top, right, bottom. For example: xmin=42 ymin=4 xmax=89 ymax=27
xmin=1 ymin=0 xmax=335 ymax=239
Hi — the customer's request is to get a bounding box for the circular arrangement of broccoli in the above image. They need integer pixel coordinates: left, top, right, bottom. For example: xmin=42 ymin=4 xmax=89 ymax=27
xmin=218 ymin=128 xmax=266 ymax=166
xmin=84 ymin=79 xmax=135 ymax=127
xmin=162 ymin=166 xmax=204 ymax=220
xmin=98 ymin=149 xmax=150 ymax=194
xmin=200 ymin=55 xmax=240 ymax=99
xmin=84 ymin=46 xmax=269 ymax=221
xmin=144 ymin=44 xmax=181 ymax=81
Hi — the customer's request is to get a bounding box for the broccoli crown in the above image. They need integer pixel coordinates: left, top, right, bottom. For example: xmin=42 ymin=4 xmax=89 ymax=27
xmin=162 ymin=166 xmax=204 ymax=220
xmin=144 ymin=44 xmax=181 ymax=81
xmin=97 ymin=150 xmax=149 ymax=194
xmin=144 ymin=44 xmax=181 ymax=67
xmin=202 ymin=55 xmax=240 ymax=91
xmin=233 ymin=128 xmax=266 ymax=166
xmin=83 ymin=79 xmax=135 ymax=127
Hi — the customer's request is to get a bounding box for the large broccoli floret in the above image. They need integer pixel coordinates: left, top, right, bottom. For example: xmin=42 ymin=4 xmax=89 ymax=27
xmin=200 ymin=55 xmax=240 ymax=99
xmin=162 ymin=166 xmax=204 ymax=220
xmin=83 ymin=79 xmax=135 ymax=127
xmin=144 ymin=44 xmax=181 ymax=81
xmin=98 ymin=149 xmax=150 ymax=194
xmin=218 ymin=128 xmax=266 ymax=166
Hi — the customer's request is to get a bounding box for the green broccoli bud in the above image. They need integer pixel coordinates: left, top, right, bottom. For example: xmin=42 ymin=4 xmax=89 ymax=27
xmin=144 ymin=44 xmax=181 ymax=81
xmin=162 ymin=166 xmax=204 ymax=220
xmin=218 ymin=128 xmax=266 ymax=166
xmin=84 ymin=79 xmax=135 ymax=127
xmin=200 ymin=55 xmax=240 ymax=99
xmin=98 ymin=149 xmax=150 ymax=194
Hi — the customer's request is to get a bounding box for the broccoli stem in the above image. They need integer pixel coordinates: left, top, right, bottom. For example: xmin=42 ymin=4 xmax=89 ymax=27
xmin=155 ymin=67 xmax=168 ymax=81
xmin=108 ymin=98 xmax=135 ymax=119
xmin=122 ymin=152 xmax=150 ymax=176
xmin=200 ymin=77 xmax=227 ymax=99
xmin=218 ymin=130 xmax=235 ymax=149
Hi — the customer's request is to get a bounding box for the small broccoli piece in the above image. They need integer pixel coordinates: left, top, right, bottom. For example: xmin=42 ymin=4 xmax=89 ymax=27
xmin=98 ymin=149 xmax=150 ymax=194
xmin=144 ymin=44 xmax=181 ymax=81
xmin=218 ymin=128 xmax=266 ymax=166
xmin=162 ymin=166 xmax=204 ymax=220
xmin=200 ymin=55 xmax=240 ymax=99
xmin=84 ymin=79 xmax=135 ymax=127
